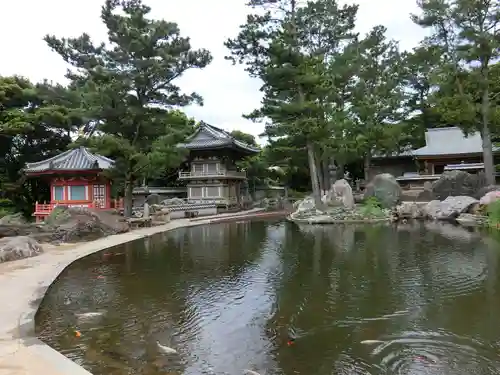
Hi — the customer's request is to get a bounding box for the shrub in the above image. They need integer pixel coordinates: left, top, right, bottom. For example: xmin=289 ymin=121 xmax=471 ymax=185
xmin=359 ymin=196 xmax=386 ymax=218
xmin=0 ymin=198 xmax=15 ymax=218
xmin=362 ymin=196 xmax=382 ymax=208
xmin=487 ymin=200 xmax=500 ymax=227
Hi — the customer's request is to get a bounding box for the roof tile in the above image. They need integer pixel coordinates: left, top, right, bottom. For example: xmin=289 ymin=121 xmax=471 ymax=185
xmin=24 ymin=146 xmax=114 ymax=173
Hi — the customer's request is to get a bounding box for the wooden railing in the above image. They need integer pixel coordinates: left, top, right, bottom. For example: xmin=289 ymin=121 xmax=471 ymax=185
xmin=34 ymin=199 xmax=124 ymax=216
xmin=178 ymin=170 xmax=246 ymax=179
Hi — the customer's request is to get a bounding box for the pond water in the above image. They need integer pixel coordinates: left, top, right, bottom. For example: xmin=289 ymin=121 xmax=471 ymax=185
xmin=36 ymin=220 xmax=500 ymax=375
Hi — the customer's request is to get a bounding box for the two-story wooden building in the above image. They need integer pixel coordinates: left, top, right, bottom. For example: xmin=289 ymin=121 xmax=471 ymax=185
xmin=177 ymin=123 xmax=260 ymax=207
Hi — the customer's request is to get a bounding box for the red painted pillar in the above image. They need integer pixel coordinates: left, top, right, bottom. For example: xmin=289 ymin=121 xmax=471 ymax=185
xmin=106 ymin=181 xmax=112 ymax=209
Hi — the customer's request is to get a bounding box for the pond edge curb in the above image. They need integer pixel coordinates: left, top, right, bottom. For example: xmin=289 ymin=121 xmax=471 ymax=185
xmin=2 ymin=210 xmax=280 ymax=375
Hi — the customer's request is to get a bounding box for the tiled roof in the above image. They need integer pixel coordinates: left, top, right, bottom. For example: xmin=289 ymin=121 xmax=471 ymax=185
xmin=24 ymin=146 xmax=114 ymax=173
xmin=374 ymin=127 xmax=499 ymax=159
xmin=412 ymin=127 xmax=496 ymax=156
xmin=178 ymin=123 xmax=260 ymax=154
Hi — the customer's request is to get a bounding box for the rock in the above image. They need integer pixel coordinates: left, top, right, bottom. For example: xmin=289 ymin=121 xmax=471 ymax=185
xmin=467 ymin=202 xmax=483 ymax=215
xmin=289 ymin=196 xmax=325 ymax=220
xmin=296 ymin=196 xmax=316 ymax=212
xmin=46 ymin=206 xmax=129 ymax=242
xmin=364 ymin=173 xmax=402 ymax=208
xmin=0 ymin=213 xmax=26 ymax=225
xmin=416 ymin=189 xmax=434 ymax=201
xmin=395 ymin=202 xmax=424 ymax=219
xmin=456 ymin=213 xmax=487 ymax=227
xmin=424 ymin=196 xmax=478 ymax=220
xmin=145 ymin=194 xmax=161 ymax=205
xmin=431 ymin=171 xmax=487 ymax=200
xmin=0 ymin=223 xmax=48 ymax=238
xmin=0 ymin=236 xmax=43 ymax=263
xmin=475 ymin=185 xmax=500 ymax=199
xmin=322 ymin=179 xmax=355 ymax=209
xmin=161 ymin=197 xmax=185 ymax=206
xmin=479 ymin=190 xmax=500 ymax=205
xmin=416 ymin=182 xmax=434 ymax=201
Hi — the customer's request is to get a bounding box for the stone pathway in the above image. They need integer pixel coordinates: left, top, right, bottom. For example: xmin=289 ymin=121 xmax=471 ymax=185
xmin=0 ymin=209 xmax=272 ymax=375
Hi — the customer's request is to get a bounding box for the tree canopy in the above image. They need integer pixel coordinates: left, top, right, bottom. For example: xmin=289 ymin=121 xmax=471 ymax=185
xmin=44 ymin=0 xmax=212 ymax=215
xmin=1 ymin=0 xmax=500 ymax=218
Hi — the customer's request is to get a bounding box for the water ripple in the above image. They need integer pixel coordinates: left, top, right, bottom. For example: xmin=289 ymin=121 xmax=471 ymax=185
xmin=35 ymin=221 xmax=500 ymax=375
xmin=369 ymin=331 xmax=500 ymax=374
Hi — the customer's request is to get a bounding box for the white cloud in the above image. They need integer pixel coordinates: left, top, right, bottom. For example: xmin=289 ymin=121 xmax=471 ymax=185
xmin=0 ymin=0 xmax=426 ymax=141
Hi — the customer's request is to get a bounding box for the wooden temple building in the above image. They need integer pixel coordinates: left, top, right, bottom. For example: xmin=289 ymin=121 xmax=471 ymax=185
xmin=24 ymin=146 xmax=120 ymax=221
xmin=176 ymin=123 xmax=260 ymax=207
xmin=370 ymin=127 xmax=500 ymax=187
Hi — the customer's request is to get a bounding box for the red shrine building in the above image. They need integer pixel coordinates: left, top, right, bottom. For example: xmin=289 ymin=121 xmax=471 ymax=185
xmin=24 ymin=146 xmax=119 ymax=221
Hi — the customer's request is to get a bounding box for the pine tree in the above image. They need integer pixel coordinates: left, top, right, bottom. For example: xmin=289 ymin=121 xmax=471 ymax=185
xmin=413 ymin=0 xmax=500 ymax=184
xmin=45 ymin=0 xmax=212 ymax=216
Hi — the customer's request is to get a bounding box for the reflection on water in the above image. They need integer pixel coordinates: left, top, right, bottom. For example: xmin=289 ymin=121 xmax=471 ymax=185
xmin=36 ymin=220 xmax=500 ymax=375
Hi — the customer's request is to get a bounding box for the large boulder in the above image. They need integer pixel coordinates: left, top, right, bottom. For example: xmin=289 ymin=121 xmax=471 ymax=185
xmin=322 ymin=179 xmax=355 ymax=209
xmin=424 ymin=196 xmax=478 ymax=220
xmin=431 ymin=170 xmax=487 ymax=200
xmin=364 ymin=173 xmax=402 ymax=208
xmin=45 ymin=207 xmax=129 ymax=242
xmin=475 ymin=185 xmax=500 ymax=199
xmin=480 ymin=190 xmax=500 ymax=205
xmin=289 ymin=196 xmax=324 ymax=220
xmin=0 ymin=236 xmax=43 ymax=263
xmin=394 ymin=202 xmax=425 ymax=219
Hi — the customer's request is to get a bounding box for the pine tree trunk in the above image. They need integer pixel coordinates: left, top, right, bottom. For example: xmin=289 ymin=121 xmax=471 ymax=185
xmin=364 ymin=153 xmax=372 ymax=182
xmin=307 ymin=142 xmax=322 ymax=207
xmin=481 ymin=86 xmax=495 ymax=186
xmin=315 ymin=153 xmax=324 ymax=194
xmin=322 ymin=155 xmax=330 ymax=193
xmin=123 ymin=177 xmax=134 ymax=218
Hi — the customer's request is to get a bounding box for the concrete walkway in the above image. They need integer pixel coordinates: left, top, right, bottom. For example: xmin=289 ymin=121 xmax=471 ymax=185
xmin=0 ymin=209 xmax=274 ymax=375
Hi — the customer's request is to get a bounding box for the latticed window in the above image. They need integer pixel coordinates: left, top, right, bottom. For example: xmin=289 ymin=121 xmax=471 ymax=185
xmin=205 ymin=186 xmax=220 ymax=197
xmin=206 ymin=163 xmax=218 ymax=173
xmin=190 ymin=187 xmax=203 ymax=197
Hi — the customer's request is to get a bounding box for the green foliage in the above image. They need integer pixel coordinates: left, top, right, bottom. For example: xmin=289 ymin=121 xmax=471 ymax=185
xmin=362 ymin=196 xmax=382 ymax=208
xmin=0 ymin=199 xmax=15 ymax=218
xmin=412 ymin=0 xmax=500 ymax=184
xmin=0 ymin=76 xmax=80 ymax=217
xmin=359 ymin=196 xmax=387 ymax=218
xmin=487 ymin=201 xmax=500 ymax=227
xmin=44 ymin=0 xmax=212 ymax=216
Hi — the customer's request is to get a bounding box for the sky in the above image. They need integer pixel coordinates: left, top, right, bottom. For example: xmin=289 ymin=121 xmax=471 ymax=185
xmin=0 ymin=0 xmax=427 ymax=142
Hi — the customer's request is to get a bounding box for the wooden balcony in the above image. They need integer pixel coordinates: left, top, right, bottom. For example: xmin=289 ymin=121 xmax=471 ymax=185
xmin=178 ymin=170 xmax=247 ymax=180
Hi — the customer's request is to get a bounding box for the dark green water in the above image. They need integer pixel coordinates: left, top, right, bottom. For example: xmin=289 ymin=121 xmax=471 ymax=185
xmin=36 ymin=220 xmax=500 ymax=375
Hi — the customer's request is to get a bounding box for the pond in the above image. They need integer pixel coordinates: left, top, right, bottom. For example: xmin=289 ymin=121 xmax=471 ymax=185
xmin=36 ymin=220 xmax=500 ymax=375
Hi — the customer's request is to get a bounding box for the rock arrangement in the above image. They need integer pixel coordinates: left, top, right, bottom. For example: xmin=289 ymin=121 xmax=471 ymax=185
xmin=394 ymin=196 xmax=480 ymax=220
xmin=45 ymin=206 xmax=129 ymax=242
xmin=424 ymin=170 xmax=487 ymax=200
xmin=0 ymin=207 xmax=130 ymax=263
xmin=290 ymin=172 xmax=500 ymax=228
xmin=289 ymin=179 xmax=393 ymax=224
